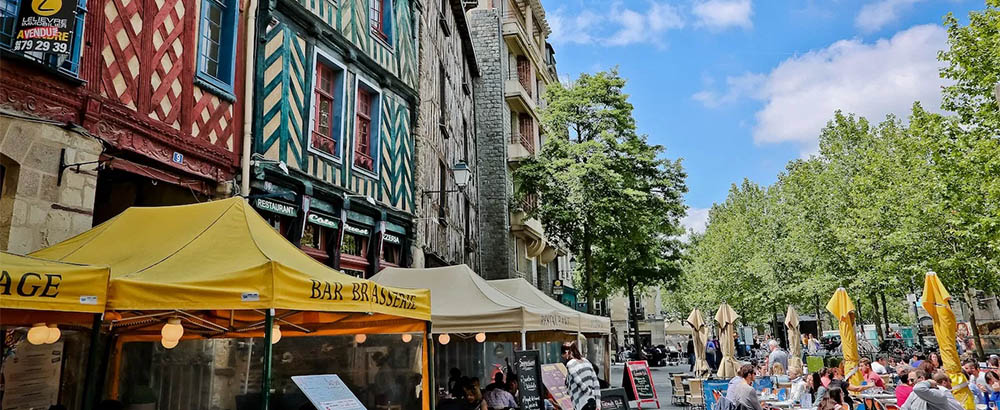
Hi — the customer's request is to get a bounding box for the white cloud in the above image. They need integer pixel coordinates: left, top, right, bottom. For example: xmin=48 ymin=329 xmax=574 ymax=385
xmin=751 ymin=24 xmax=947 ymax=147
xmin=693 ymin=0 xmax=753 ymax=30
xmin=855 ymin=0 xmax=924 ymax=33
xmin=694 ymin=25 xmax=947 ymax=152
xmin=691 ymin=73 xmax=765 ymax=107
xmin=680 ymin=207 xmax=711 ymax=241
xmin=548 ymin=1 xmax=684 ymax=47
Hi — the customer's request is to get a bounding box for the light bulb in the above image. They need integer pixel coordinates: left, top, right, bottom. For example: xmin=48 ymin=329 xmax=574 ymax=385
xmin=355 ymin=334 xmax=367 ymax=344
xmin=160 ymin=317 xmax=183 ymax=341
xmin=161 ymin=338 xmax=178 ymax=349
xmin=401 ymin=333 xmax=413 ymax=343
xmin=45 ymin=324 xmax=61 ymax=344
xmin=27 ymin=323 xmax=48 ymax=345
xmin=271 ymin=324 xmax=281 ymax=344
xmin=475 ymin=332 xmax=486 ymax=343
xmin=438 ymin=333 xmax=450 ymax=345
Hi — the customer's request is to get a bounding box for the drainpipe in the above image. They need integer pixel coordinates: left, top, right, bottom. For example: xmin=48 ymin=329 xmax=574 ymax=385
xmin=239 ymin=0 xmax=259 ymax=196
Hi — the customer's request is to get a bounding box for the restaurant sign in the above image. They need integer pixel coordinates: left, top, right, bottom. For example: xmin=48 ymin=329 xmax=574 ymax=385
xmin=307 ymin=213 xmax=339 ymax=229
xmin=382 ymin=233 xmax=401 ymax=245
xmin=13 ymin=0 xmax=76 ymax=55
xmin=344 ymin=224 xmax=370 ymax=236
xmin=255 ymin=198 xmax=297 ymax=217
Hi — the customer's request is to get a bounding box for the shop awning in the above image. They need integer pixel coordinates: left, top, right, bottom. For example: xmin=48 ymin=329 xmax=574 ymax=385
xmin=489 ymin=278 xmax=611 ymax=335
xmin=0 ymin=252 xmax=109 ymax=323
xmin=371 ymin=265 xmax=569 ymax=334
xmin=30 ymin=198 xmax=430 ymax=321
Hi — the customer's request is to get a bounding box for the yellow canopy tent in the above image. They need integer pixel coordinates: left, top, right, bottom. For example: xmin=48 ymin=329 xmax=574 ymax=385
xmin=827 ymin=288 xmax=863 ymax=386
xmin=1 ymin=252 xmax=109 ymax=326
xmin=922 ymin=272 xmax=974 ymax=410
xmin=30 ymin=198 xmax=432 ymax=408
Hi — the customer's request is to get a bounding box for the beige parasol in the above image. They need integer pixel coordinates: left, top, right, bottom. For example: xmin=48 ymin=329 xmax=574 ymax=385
xmin=687 ymin=308 xmax=711 ymax=376
xmin=715 ymin=302 xmax=741 ymax=378
xmin=784 ymin=305 xmax=803 ymax=373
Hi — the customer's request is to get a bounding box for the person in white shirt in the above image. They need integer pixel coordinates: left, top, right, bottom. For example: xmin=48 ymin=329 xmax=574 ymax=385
xmin=872 ymin=357 xmax=888 ymax=374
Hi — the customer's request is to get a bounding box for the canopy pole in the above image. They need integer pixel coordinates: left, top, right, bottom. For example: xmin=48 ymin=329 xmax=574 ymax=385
xmin=520 ymin=330 xmax=526 ymax=347
xmin=82 ymin=313 xmax=103 ymax=410
xmin=261 ymin=309 xmax=274 ymax=410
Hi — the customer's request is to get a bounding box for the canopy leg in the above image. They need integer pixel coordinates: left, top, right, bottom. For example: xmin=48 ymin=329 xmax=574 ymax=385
xmin=520 ymin=330 xmax=526 ymax=348
xmin=261 ymin=309 xmax=274 ymax=410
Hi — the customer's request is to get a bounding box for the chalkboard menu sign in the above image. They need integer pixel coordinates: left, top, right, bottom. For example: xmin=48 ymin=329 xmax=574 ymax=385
xmin=622 ymin=361 xmax=660 ymax=408
xmin=515 ymin=350 xmax=544 ymax=410
xmin=600 ymin=388 xmax=629 ymax=410
xmin=540 ymin=363 xmax=574 ymax=410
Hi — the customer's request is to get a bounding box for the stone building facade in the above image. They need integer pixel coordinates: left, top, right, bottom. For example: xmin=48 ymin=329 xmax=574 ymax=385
xmin=412 ymin=0 xmax=482 ymax=270
xmin=468 ymin=0 xmax=564 ymax=286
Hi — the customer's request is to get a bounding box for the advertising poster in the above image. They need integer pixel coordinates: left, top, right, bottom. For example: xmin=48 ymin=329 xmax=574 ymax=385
xmin=13 ymin=0 xmax=76 ymax=55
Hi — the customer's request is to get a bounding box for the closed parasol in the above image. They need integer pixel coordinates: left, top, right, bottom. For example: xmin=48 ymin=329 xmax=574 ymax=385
xmin=687 ymin=308 xmax=711 ymax=376
xmin=715 ymin=302 xmax=740 ymax=378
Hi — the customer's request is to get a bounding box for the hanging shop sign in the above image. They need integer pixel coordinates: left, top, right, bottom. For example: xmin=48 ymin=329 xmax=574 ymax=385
xmin=382 ymin=232 xmax=401 ymax=245
xmin=13 ymin=0 xmax=76 ymax=55
xmin=552 ymin=279 xmax=563 ymax=295
xmin=307 ymin=212 xmax=339 ymax=229
xmin=255 ymin=198 xmax=297 ymax=217
xmin=344 ymin=224 xmax=370 ymax=236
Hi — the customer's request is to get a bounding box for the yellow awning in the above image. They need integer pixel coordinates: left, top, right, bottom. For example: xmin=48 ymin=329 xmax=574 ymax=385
xmin=30 ymin=198 xmax=430 ymax=321
xmin=0 ymin=252 xmax=109 ymax=314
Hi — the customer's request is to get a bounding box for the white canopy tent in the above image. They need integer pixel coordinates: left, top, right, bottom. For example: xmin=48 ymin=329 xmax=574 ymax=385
xmin=488 ymin=278 xmax=611 ymax=335
xmin=371 ymin=265 xmax=580 ymax=344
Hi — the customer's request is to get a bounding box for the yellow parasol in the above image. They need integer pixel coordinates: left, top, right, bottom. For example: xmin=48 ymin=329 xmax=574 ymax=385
xmin=922 ymin=272 xmax=974 ymax=410
xmin=687 ymin=308 xmax=711 ymax=376
xmin=715 ymin=302 xmax=740 ymax=378
xmin=827 ymin=288 xmax=863 ymax=386
xmin=785 ymin=305 xmax=803 ymax=373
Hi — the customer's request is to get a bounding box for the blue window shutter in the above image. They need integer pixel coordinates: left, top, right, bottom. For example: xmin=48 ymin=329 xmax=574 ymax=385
xmin=195 ymin=0 xmax=239 ymax=96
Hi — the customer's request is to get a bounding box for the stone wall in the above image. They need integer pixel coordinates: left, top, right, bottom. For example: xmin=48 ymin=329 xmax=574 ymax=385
xmin=412 ymin=0 xmax=481 ymax=269
xmin=469 ymin=8 xmax=513 ymax=280
xmin=0 ymin=114 xmax=102 ymax=253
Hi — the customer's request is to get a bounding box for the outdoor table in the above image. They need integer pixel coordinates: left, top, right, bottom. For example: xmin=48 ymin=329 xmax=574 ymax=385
xmin=762 ymin=400 xmax=796 ymax=408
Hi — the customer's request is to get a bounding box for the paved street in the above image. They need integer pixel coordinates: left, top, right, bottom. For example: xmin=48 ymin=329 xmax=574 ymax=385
xmin=609 ymin=363 xmax=689 ymax=410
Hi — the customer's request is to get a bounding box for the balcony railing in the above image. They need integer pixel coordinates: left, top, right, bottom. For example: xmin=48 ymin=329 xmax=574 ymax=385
xmin=511 ymin=131 xmax=534 ymax=155
xmin=521 ymin=193 xmax=538 ymax=213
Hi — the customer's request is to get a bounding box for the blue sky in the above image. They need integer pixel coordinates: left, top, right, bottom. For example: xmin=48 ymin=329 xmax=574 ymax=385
xmin=538 ymin=0 xmax=983 ymax=234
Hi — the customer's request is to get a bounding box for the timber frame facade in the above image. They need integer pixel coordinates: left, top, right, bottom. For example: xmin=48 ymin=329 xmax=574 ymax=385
xmin=250 ymin=0 xmax=420 ymax=277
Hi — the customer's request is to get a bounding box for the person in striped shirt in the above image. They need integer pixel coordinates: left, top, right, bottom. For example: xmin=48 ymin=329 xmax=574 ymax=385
xmin=562 ymin=342 xmax=601 ymax=410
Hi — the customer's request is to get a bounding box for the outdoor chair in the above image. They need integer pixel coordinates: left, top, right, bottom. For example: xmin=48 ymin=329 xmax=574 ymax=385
xmin=674 ymin=375 xmax=689 ymax=406
xmin=689 ymin=379 xmax=706 ymax=410
xmin=885 ymin=405 xmax=899 ymax=410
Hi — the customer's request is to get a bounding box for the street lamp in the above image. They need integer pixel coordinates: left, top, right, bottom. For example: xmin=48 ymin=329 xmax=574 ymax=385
xmin=423 ymin=160 xmax=472 ymax=195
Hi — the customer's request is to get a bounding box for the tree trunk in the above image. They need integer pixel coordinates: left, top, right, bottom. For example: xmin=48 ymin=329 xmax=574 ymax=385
xmin=627 ymin=276 xmax=640 ymax=351
xmin=773 ymin=309 xmax=785 ymax=350
xmin=583 ymin=225 xmax=595 ymax=314
xmin=871 ymin=293 xmax=885 ymax=343
xmin=963 ymin=289 xmax=986 ymax=360
xmin=880 ymin=293 xmax=891 ymax=339
xmin=815 ymin=293 xmax=823 ymax=337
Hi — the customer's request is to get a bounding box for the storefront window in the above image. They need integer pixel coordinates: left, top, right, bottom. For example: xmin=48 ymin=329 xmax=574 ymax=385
xmin=300 ymin=222 xmax=332 ymax=263
xmin=1 ymin=327 xmax=92 ymax=410
xmin=116 ymin=334 xmax=423 ymax=410
xmin=340 ymin=227 xmax=371 ymax=276
xmin=263 ymin=212 xmax=291 ymax=237
xmin=341 ymin=232 xmax=366 ymax=256
xmin=381 ymin=241 xmax=401 ymax=266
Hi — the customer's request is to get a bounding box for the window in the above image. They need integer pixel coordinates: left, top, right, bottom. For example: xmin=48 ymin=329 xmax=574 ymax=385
xmin=438 ymin=161 xmax=447 ymax=222
xmin=516 ymin=56 xmax=531 ymax=96
xmin=463 ymin=118 xmax=469 ymax=161
xmin=438 ymin=63 xmax=448 ymax=136
xmin=353 ymin=81 xmax=381 ymax=174
xmin=262 ymin=213 xmax=291 ymax=237
xmin=340 ymin=228 xmax=371 ymax=277
xmin=197 ymin=0 xmax=239 ymax=95
xmin=438 ymin=0 xmax=450 ymax=37
xmin=463 ymin=198 xmax=471 ymax=251
xmin=381 ymin=241 xmax=401 ymax=267
xmin=1 ymin=0 xmax=87 ymax=75
xmin=310 ymin=56 xmax=346 ymax=160
xmin=369 ymin=0 xmax=392 ymax=44
xmin=300 ymin=222 xmax=332 ymax=263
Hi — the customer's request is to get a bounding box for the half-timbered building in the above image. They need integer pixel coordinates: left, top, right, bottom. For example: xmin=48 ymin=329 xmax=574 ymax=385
xmin=249 ymin=0 xmax=419 ymax=276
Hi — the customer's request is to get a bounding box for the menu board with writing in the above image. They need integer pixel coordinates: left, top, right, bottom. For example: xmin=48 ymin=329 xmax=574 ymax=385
xmin=291 ymin=374 xmax=367 ymax=410
xmin=600 ymin=388 xmax=629 ymax=410
xmin=515 ymin=350 xmax=544 ymax=410
xmin=540 ymin=363 xmax=574 ymax=410
xmin=622 ymin=361 xmax=659 ymax=408
xmin=2 ymin=339 xmax=64 ymax=410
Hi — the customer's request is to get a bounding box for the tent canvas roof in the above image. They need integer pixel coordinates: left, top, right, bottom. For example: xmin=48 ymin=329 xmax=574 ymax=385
xmin=665 ymin=320 xmax=692 ymax=335
xmin=29 ymin=198 xmax=429 ymax=321
xmin=489 ymin=278 xmax=611 ymax=334
xmin=1 ymin=251 xmax=109 ymax=314
xmin=371 ymin=265 xmax=573 ymax=334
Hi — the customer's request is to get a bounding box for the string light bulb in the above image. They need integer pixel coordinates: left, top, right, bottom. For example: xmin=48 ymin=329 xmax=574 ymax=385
xmin=475 ymin=332 xmax=486 ymax=343
xmin=355 ymin=333 xmax=367 ymax=344
xmin=401 ymin=333 xmax=413 ymax=343
xmin=27 ymin=323 xmax=48 ymax=345
xmin=160 ymin=317 xmax=183 ymax=341
xmin=438 ymin=333 xmax=450 ymax=345
xmin=45 ymin=324 xmax=61 ymax=344
xmin=271 ymin=324 xmax=282 ymax=344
